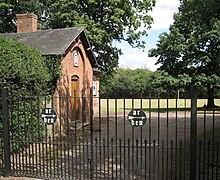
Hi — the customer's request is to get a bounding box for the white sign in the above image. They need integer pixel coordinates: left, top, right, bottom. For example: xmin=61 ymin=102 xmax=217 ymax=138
xmin=41 ymin=108 xmax=57 ymax=125
xmin=127 ymin=109 xmax=147 ymax=127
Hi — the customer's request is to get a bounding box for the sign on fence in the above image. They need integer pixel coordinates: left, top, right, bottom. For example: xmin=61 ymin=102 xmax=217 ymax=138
xmin=42 ymin=108 xmax=57 ymax=124
xmin=127 ymin=109 xmax=147 ymax=127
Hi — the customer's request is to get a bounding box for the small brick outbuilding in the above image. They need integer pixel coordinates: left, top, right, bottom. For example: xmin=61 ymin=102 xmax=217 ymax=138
xmin=1 ymin=14 xmax=100 ymax=130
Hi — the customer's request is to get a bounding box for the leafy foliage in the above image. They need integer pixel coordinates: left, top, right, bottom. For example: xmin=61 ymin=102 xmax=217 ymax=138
xmin=43 ymin=55 xmax=62 ymax=91
xmin=0 ymin=37 xmax=50 ymax=92
xmin=0 ymin=1 xmax=46 ymax=33
xmin=0 ymin=37 xmax=51 ymax=151
xmin=46 ymin=0 xmax=155 ymax=73
xmin=149 ymin=0 xmax=220 ymax=107
xmin=100 ymin=68 xmax=152 ymax=98
xmin=100 ymin=68 xmax=194 ymax=98
xmin=149 ymin=71 xmax=192 ymax=97
xmin=0 ymin=0 xmax=155 ymax=75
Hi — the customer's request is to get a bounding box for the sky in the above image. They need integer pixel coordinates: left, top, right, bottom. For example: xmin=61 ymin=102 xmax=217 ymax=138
xmin=116 ymin=0 xmax=180 ymax=71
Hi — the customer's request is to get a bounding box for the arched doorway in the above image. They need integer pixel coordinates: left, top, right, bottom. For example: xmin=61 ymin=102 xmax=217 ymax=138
xmin=71 ymin=76 xmax=79 ymax=120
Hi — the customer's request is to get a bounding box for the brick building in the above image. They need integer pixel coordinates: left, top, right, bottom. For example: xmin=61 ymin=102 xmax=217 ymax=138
xmin=1 ymin=14 xmax=100 ymax=131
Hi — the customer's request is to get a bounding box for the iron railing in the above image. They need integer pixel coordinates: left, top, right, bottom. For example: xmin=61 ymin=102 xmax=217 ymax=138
xmin=1 ymin=85 xmax=220 ymax=179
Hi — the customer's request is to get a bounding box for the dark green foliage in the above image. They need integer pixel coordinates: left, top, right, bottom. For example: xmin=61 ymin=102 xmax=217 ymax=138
xmin=100 ymin=68 xmax=152 ymax=98
xmin=46 ymin=0 xmax=155 ymax=74
xmin=148 ymin=70 xmax=192 ymax=97
xmin=0 ymin=0 xmax=155 ymax=75
xmin=0 ymin=3 xmax=15 ymax=33
xmin=149 ymin=0 xmax=220 ymax=107
xmin=9 ymin=94 xmax=46 ymax=152
xmin=43 ymin=55 xmax=62 ymax=91
xmin=0 ymin=37 xmax=50 ymax=92
xmin=0 ymin=1 xmax=47 ymax=33
xmin=101 ymin=68 xmax=195 ymax=98
xmin=0 ymin=37 xmax=51 ymax=151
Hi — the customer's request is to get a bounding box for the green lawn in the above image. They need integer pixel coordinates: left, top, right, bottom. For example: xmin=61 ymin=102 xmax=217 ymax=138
xmin=99 ymin=99 xmax=220 ymax=112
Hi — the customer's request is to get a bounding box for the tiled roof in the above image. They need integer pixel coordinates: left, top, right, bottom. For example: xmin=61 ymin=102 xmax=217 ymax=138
xmin=1 ymin=27 xmax=97 ymax=66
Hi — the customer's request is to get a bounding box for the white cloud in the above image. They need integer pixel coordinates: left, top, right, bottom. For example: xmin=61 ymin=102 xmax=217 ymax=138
xmin=118 ymin=0 xmax=180 ymax=71
xmin=118 ymin=46 xmax=160 ymax=71
xmin=149 ymin=0 xmax=180 ymax=30
xmin=119 ymin=50 xmax=146 ymax=69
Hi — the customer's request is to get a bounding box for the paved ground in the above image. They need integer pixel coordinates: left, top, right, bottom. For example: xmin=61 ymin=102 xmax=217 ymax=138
xmin=2 ymin=111 xmax=220 ymax=179
xmin=93 ymin=111 xmax=220 ymax=143
xmin=0 ymin=177 xmax=41 ymax=180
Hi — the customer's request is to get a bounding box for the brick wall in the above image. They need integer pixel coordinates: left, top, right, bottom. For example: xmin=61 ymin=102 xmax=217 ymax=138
xmin=53 ymin=38 xmax=95 ymax=133
xmin=16 ymin=14 xmax=38 ymax=33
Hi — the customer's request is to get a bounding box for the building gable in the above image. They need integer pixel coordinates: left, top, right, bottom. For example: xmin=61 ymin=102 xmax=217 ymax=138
xmin=1 ymin=28 xmax=96 ymax=67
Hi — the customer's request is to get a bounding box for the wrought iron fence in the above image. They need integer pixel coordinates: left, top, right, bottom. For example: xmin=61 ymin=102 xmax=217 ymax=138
xmin=1 ymin=85 xmax=220 ymax=179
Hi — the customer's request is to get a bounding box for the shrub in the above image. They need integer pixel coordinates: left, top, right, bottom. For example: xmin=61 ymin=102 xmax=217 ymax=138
xmin=0 ymin=37 xmax=51 ymax=152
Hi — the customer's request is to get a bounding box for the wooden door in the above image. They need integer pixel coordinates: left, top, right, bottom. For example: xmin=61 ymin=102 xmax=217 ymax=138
xmin=71 ymin=76 xmax=79 ymax=120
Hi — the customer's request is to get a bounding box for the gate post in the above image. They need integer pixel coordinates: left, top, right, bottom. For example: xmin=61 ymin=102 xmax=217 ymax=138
xmin=2 ymin=81 xmax=10 ymax=177
xmin=190 ymin=83 xmax=198 ymax=180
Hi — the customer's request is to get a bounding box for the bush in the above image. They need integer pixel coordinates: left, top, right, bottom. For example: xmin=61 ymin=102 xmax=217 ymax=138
xmin=0 ymin=37 xmax=51 ymax=152
xmin=100 ymin=68 xmax=152 ymax=98
xmin=0 ymin=37 xmax=50 ymax=92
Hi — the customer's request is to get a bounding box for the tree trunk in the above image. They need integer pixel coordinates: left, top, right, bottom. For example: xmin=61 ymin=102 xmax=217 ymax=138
xmin=207 ymin=85 xmax=215 ymax=108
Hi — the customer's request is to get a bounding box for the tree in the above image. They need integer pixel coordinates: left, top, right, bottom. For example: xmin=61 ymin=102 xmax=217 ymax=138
xmin=46 ymin=0 xmax=156 ymax=74
xmin=100 ymin=68 xmax=152 ymax=98
xmin=0 ymin=1 xmax=46 ymax=33
xmin=149 ymin=70 xmax=192 ymax=97
xmin=149 ymin=0 xmax=220 ymax=107
xmin=0 ymin=37 xmax=51 ymax=149
xmin=0 ymin=37 xmax=50 ymax=92
xmin=0 ymin=0 xmax=156 ymax=75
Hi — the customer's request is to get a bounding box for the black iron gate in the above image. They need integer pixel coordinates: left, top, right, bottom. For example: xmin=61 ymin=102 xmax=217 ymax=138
xmin=1 ymin=84 xmax=220 ymax=179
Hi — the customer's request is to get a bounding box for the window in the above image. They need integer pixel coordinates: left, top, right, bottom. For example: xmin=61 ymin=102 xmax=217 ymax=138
xmin=93 ymin=76 xmax=96 ymax=96
xmin=73 ymin=52 xmax=79 ymax=67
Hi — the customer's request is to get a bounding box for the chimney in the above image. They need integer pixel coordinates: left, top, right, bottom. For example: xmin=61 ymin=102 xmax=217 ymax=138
xmin=16 ymin=14 xmax=38 ymax=33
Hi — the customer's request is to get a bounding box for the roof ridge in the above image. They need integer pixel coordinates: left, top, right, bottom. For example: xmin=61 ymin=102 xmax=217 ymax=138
xmin=0 ymin=27 xmax=85 ymax=35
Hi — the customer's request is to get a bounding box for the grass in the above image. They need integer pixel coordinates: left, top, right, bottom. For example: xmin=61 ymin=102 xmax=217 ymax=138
xmin=100 ymin=98 xmax=220 ymax=112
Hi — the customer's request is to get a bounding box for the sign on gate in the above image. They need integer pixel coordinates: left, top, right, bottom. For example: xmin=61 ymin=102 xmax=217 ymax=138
xmin=127 ymin=109 xmax=147 ymax=127
xmin=42 ymin=108 xmax=57 ymax=124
